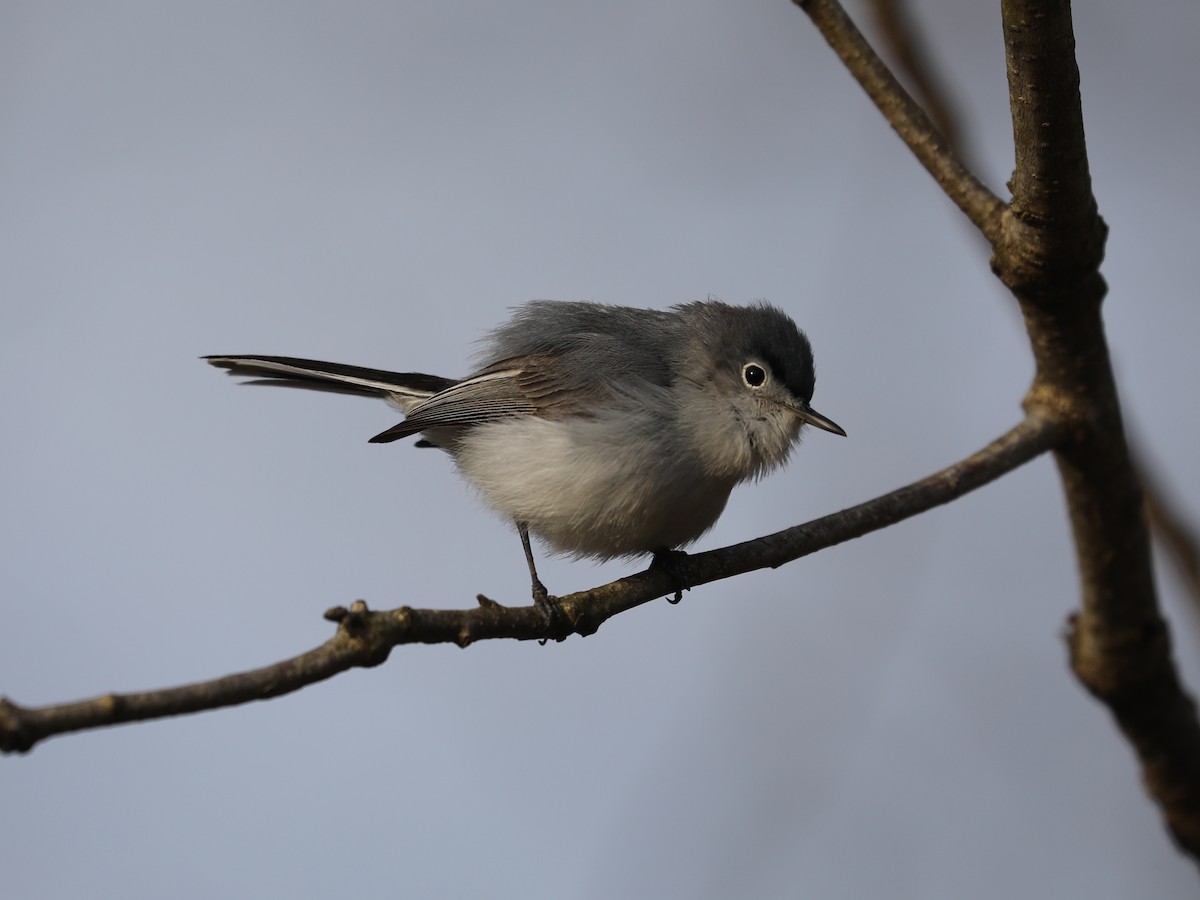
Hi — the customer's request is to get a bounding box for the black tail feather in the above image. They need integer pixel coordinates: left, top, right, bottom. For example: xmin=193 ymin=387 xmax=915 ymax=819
xmin=204 ymin=355 xmax=455 ymax=398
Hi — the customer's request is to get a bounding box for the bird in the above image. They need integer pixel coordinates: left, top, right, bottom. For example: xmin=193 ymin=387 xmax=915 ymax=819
xmin=206 ymin=300 xmax=844 ymax=604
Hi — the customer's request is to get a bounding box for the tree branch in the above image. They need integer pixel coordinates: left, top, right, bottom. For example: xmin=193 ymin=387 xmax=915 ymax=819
xmin=866 ymin=0 xmax=965 ymax=155
xmin=792 ymin=0 xmax=1200 ymax=863
xmin=793 ymin=0 xmax=1004 ymax=241
xmin=1 ymin=412 xmax=1066 ymax=754
xmin=1142 ymin=461 xmax=1200 ymax=614
xmin=994 ymin=0 xmax=1200 ymax=862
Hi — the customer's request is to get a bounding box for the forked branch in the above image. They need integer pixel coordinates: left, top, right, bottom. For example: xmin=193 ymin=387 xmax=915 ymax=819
xmin=999 ymin=0 xmax=1200 ymax=860
xmin=796 ymin=0 xmax=1200 ymax=863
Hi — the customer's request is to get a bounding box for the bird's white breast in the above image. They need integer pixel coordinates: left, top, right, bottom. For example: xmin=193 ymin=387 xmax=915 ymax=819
xmin=450 ymin=409 xmax=738 ymax=560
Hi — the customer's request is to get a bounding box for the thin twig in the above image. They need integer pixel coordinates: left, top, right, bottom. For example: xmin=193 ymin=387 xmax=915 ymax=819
xmin=1144 ymin=475 xmax=1200 ymax=611
xmin=793 ymin=0 xmax=1003 ymax=242
xmin=867 ymin=0 xmax=965 ymax=154
xmin=0 ymin=412 xmax=1067 ymax=753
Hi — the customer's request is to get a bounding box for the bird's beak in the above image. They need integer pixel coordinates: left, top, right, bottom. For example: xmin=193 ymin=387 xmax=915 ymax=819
xmin=797 ymin=404 xmax=846 ymax=437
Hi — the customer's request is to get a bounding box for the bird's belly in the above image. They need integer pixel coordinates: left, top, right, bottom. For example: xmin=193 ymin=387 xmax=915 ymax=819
xmin=451 ymin=416 xmax=737 ymax=560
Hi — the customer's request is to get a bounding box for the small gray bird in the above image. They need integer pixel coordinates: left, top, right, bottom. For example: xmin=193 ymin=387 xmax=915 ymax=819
xmin=207 ymin=300 xmax=844 ymax=602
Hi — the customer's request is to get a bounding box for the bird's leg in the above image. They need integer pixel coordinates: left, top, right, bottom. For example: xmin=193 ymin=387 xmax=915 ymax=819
xmin=518 ymin=523 xmax=570 ymax=639
xmin=519 ymin=523 xmax=549 ymax=603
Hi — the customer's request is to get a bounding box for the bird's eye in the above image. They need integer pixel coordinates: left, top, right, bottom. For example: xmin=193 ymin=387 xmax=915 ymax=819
xmin=742 ymin=363 xmax=767 ymax=388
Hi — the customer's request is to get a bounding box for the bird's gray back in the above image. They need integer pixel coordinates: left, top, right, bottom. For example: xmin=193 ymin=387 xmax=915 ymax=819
xmin=479 ymin=301 xmax=681 ymax=394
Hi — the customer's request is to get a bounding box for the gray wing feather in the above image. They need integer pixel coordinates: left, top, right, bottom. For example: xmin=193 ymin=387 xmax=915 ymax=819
xmin=369 ymin=368 xmax=538 ymax=443
xmin=370 ymin=303 xmax=683 ymax=443
xmin=480 ymin=302 xmax=677 ymax=393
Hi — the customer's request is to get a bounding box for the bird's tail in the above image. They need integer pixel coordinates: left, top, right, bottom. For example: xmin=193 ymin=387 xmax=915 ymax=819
xmin=204 ymin=355 xmax=455 ymax=412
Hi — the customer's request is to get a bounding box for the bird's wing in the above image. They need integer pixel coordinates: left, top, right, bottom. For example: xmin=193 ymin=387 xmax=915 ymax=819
xmin=369 ymin=362 xmax=533 ymax=442
xmin=368 ymin=354 xmax=599 ymax=443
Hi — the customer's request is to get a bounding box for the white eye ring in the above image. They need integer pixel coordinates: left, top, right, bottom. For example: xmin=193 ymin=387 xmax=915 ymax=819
xmin=742 ymin=362 xmax=767 ymax=388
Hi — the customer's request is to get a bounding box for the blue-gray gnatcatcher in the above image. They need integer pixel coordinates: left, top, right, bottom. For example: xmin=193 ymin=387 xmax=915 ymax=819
xmin=207 ymin=300 xmax=844 ymax=601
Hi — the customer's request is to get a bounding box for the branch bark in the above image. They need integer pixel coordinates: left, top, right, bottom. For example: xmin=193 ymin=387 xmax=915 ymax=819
xmin=996 ymin=0 xmax=1200 ymax=859
xmin=1 ymin=413 xmax=1065 ymax=753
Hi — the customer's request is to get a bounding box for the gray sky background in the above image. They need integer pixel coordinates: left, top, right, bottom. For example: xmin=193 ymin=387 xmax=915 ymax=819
xmin=3 ymin=2 xmax=1199 ymax=897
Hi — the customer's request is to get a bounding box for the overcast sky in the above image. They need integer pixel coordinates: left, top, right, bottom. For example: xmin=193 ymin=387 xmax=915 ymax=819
xmin=3 ymin=2 xmax=1199 ymax=897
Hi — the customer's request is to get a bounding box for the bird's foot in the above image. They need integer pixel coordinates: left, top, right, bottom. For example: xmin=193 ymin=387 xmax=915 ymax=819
xmin=649 ymin=548 xmax=690 ymax=604
xmin=532 ymin=578 xmax=572 ymax=643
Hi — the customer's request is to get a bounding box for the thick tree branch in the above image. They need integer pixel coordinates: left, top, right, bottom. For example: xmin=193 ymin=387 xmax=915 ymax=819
xmin=995 ymin=0 xmax=1200 ymax=861
xmin=1 ymin=412 xmax=1066 ymax=754
xmin=864 ymin=0 xmax=1200 ymax=629
xmin=793 ymin=0 xmax=1200 ymax=863
xmin=793 ymin=0 xmax=1004 ymax=241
